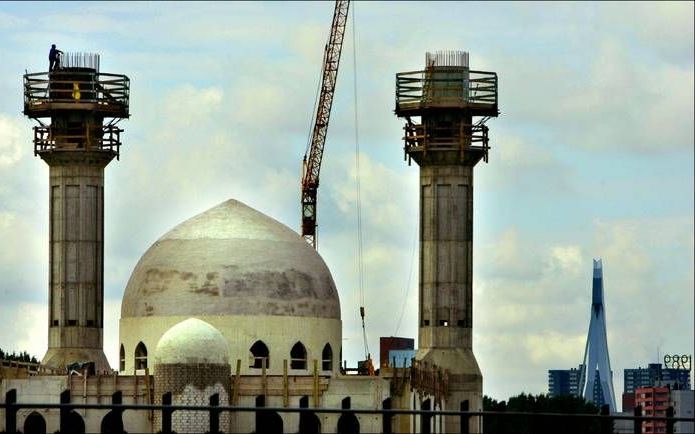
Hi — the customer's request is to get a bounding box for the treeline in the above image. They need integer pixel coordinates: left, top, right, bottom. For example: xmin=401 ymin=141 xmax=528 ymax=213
xmin=0 ymin=348 xmax=39 ymax=364
xmin=483 ymin=393 xmax=604 ymax=434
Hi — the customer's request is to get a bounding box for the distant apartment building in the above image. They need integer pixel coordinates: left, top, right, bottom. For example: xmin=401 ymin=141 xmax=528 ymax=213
xmin=548 ymin=365 xmax=608 ymax=407
xmin=624 ymin=363 xmax=692 ymax=393
xmin=635 ymin=386 xmax=670 ymax=433
xmin=670 ymin=389 xmax=694 ymax=434
xmin=623 ymin=363 xmax=691 ymax=412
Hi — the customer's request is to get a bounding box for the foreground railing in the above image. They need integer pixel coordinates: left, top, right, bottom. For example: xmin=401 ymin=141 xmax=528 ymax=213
xmin=1 ymin=389 xmax=693 ymax=434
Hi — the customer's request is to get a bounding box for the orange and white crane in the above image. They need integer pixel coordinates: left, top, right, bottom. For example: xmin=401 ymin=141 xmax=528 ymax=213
xmin=300 ymin=0 xmax=349 ymax=249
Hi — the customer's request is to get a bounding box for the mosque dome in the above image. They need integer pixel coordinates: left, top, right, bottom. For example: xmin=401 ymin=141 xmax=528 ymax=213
xmin=154 ymin=318 xmax=229 ymax=365
xmin=120 ymin=199 xmax=340 ymax=320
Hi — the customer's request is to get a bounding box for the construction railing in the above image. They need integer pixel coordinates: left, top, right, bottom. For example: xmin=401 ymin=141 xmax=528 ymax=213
xmin=396 ymin=69 xmax=497 ymax=110
xmin=33 ymin=124 xmax=123 ymax=158
xmin=403 ymin=123 xmax=490 ymax=162
xmin=2 ymin=389 xmax=693 ymax=434
xmin=23 ymin=71 xmax=130 ymax=112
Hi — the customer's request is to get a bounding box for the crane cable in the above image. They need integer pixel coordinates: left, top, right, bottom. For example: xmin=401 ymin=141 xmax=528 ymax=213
xmin=393 ymin=222 xmax=418 ymax=336
xmin=303 ymin=46 xmax=325 ymax=166
xmin=350 ymin=4 xmax=370 ymax=362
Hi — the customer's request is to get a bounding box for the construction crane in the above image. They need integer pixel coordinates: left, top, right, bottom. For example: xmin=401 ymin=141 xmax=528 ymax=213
xmin=301 ymin=0 xmax=350 ymax=249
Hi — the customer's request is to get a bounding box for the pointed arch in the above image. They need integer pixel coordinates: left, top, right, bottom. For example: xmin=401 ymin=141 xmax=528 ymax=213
xmin=420 ymin=398 xmax=432 ymax=434
xmin=321 ymin=343 xmax=333 ymax=371
xmin=250 ymin=340 xmax=270 ymax=369
xmin=67 ymin=411 xmax=85 ymax=434
xmin=382 ymin=397 xmax=393 ymax=434
xmin=299 ymin=395 xmax=321 ymax=434
xmin=290 ymin=341 xmax=307 ymax=370
xmin=119 ymin=344 xmax=125 ymax=371
xmin=100 ymin=410 xmax=124 ymax=434
xmin=23 ymin=411 xmax=46 ymax=434
xmin=338 ymin=397 xmax=359 ymax=434
xmin=255 ymin=395 xmax=283 ymax=433
xmin=134 ymin=341 xmax=147 ymax=370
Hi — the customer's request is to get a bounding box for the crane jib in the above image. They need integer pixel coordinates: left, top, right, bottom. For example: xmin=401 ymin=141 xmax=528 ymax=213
xmin=300 ymin=0 xmax=350 ymax=249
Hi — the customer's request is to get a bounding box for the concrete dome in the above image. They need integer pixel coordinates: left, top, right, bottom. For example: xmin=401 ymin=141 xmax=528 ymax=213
xmin=121 ymin=199 xmax=340 ymax=319
xmin=154 ymin=318 xmax=229 ymax=365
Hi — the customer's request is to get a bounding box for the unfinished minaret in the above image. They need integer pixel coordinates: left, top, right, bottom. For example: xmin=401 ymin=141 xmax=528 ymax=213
xmin=23 ymin=52 xmax=130 ymax=372
xmin=394 ymin=50 xmax=498 ymax=433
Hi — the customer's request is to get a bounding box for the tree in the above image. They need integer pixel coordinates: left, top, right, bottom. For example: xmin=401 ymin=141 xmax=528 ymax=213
xmin=0 ymin=347 xmax=39 ymax=364
xmin=483 ymin=393 xmax=602 ymax=434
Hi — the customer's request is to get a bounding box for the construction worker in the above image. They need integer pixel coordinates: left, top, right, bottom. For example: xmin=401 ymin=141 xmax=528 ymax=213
xmin=49 ymin=44 xmax=63 ymax=71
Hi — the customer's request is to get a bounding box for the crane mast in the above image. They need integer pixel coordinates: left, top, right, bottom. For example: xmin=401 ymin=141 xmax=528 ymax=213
xmin=301 ymin=0 xmax=350 ymax=249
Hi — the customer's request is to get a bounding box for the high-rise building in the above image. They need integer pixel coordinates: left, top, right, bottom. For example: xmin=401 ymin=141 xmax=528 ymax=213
xmin=624 ymin=363 xmax=692 ymax=393
xmin=579 ymin=259 xmax=617 ymax=412
xmin=548 ymin=365 xmax=608 ymax=408
xmin=548 ymin=365 xmax=583 ymax=397
xmin=635 ymin=386 xmax=670 ymax=433
xmin=670 ymin=389 xmax=695 ymax=434
xmin=622 ymin=362 xmax=691 ymax=412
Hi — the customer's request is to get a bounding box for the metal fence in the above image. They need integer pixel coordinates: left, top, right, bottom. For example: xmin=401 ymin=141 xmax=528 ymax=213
xmin=395 ymin=69 xmax=497 ymax=110
xmin=23 ymin=71 xmax=130 ymax=113
xmin=2 ymin=389 xmax=693 ymax=434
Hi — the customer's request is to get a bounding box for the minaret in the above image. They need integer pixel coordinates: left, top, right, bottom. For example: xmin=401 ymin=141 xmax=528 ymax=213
xmin=580 ymin=259 xmax=617 ymax=411
xmin=394 ymin=51 xmax=498 ymax=433
xmin=23 ymin=52 xmax=130 ymax=372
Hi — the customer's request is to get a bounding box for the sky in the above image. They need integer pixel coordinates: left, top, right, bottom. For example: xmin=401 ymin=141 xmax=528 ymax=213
xmin=0 ymin=1 xmax=693 ymax=403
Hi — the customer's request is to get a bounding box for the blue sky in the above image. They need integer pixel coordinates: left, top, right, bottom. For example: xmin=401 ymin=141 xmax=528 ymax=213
xmin=0 ymin=1 xmax=693 ymax=402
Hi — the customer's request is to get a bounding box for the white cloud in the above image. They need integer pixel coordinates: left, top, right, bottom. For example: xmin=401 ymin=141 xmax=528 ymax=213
xmin=0 ymin=115 xmax=25 ymax=168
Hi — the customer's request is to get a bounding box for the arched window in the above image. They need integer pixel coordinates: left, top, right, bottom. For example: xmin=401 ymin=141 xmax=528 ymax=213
xmin=119 ymin=345 xmax=125 ymax=371
xmin=382 ymin=398 xmax=393 ymax=434
xmin=299 ymin=395 xmax=320 ymax=434
xmin=420 ymin=398 xmax=432 ymax=434
xmin=101 ymin=410 xmax=124 ymax=434
xmin=290 ymin=341 xmax=307 ymax=370
xmin=134 ymin=342 xmax=147 ymax=370
xmin=67 ymin=411 xmax=85 ymax=434
xmin=256 ymin=395 xmax=283 ymax=434
xmin=338 ymin=397 xmax=359 ymax=434
xmin=322 ymin=343 xmax=333 ymax=371
xmin=24 ymin=411 xmax=46 ymax=434
xmin=250 ymin=340 xmax=270 ymax=369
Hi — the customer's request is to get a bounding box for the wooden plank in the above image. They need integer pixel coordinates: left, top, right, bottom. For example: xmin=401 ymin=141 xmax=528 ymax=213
xmin=313 ymin=359 xmax=319 ymax=407
xmin=283 ymin=360 xmax=289 ymax=407
xmin=232 ymin=359 xmax=241 ymax=405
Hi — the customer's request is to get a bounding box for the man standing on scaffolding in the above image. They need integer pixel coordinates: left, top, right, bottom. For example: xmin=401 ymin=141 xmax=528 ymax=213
xmin=49 ymin=44 xmax=63 ymax=71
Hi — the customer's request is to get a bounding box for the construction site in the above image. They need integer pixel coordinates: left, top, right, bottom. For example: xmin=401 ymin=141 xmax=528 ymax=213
xmin=1 ymin=2 xmax=693 ymax=434
xmin=0 ymin=1 xmax=500 ymax=432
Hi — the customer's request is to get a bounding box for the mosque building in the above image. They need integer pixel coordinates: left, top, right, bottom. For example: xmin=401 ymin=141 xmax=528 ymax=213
xmin=0 ymin=47 xmax=498 ymax=434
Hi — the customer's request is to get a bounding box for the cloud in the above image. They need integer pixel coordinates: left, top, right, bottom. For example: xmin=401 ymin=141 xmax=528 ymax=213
xmin=0 ymin=115 xmax=24 ymax=168
xmin=0 ymin=303 xmax=47 ymax=358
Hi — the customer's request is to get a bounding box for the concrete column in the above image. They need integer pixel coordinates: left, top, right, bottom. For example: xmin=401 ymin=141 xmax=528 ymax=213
xmin=418 ymin=164 xmax=473 ymax=349
xmin=41 ymin=151 xmax=113 ymax=372
xmin=416 ymin=164 xmax=482 ymax=434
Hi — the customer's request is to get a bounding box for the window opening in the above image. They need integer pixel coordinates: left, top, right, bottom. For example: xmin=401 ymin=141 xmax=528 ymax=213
xmin=134 ymin=342 xmax=147 ymax=370
xmin=119 ymin=345 xmax=125 ymax=371
xmin=250 ymin=340 xmax=270 ymax=369
xmin=290 ymin=341 xmax=307 ymax=370
xmin=322 ymin=343 xmax=333 ymax=371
